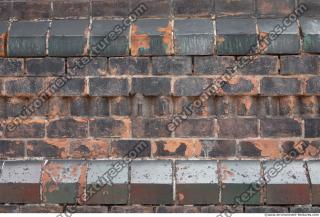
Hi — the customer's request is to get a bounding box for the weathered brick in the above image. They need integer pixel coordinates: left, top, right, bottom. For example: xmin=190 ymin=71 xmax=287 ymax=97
xmin=42 ymin=160 xmax=87 ymax=204
xmin=48 ymin=97 xmax=70 ymax=118
xmin=0 ymin=2 xmax=11 ymax=20
xmin=52 ymin=0 xmax=89 ymax=18
xmin=0 ymin=161 xmax=42 ymax=204
xmin=111 ymin=206 xmax=154 ymax=213
xmin=26 ymin=139 xmax=68 ymax=159
xmin=5 ymin=120 xmax=45 ymax=138
xmin=26 ymin=58 xmax=65 ymax=77
xmin=236 ymin=96 xmax=258 ymax=116
xmin=238 ymin=56 xmax=278 ymax=75
xmin=0 ymin=58 xmax=23 ymax=77
xmin=86 ymin=160 xmax=128 ymax=204
xmin=152 ymin=139 xmax=199 ymax=158
xmin=246 ymin=206 xmax=289 ymax=213
xmin=264 ymin=161 xmax=309 ymax=205
xmin=220 ymin=77 xmax=259 ymax=95
xmin=156 ymin=206 xmax=199 ymax=213
xmin=92 ymin=0 xmax=129 ymax=17
xmin=51 ymin=78 xmax=85 ymax=96
xmin=5 ymin=97 xmax=47 ymax=118
xmin=89 ymin=78 xmax=129 ymax=96
xmin=175 ymin=118 xmax=215 ymax=137
xmin=176 ymin=160 xmax=219 ymax=205
xmin=110 ymin=97 xmax=131 ymax=116
xmin=306 ymin=161 xmax=320 ymax=205
xmin=90 ymin=20 xmax=129 ymax=56
xmin=299 ymin=96 xmax=318 ymax=115
xmin=0 ymin=22 xmax=8 ymax=57
xmin=0 ymin=205 xmax=19 ymax=213
xmin=220 ymin=160 xmax=261 ymax=205
xmin=131 ymin=19 xmax=173 ymax=56
xmin=212 ymin=96 xmax=238 ymax=116
xmin=109 ymin=57 xmax=149 ymax=75
xmin=281 ymin=140 xmax=320 ymax=159
xmin=306 ymin=77 xmax=320 ymax=95
xmin=47 ymin=118 xmax=88 ymax=138
xmin=174 ymin=19 xmax=214 ymax=55
xmin=132 ymin=118 xmax=171 ymax=138
xmin=256 ymin=0 xmax=296 ymax=17
xmin=173 ymin=0 xmax=213 ymax=17
xmin=215 ymin=0 xmax=254 ymax=17
xmin=153 ymin=96 xmax=173 ymax=117
xmin=8 ymin=21 xmax=49 ymax=57
xmin=69 ymin=139 xmax=109 ymax=159
xmin=261 ymin=118 xmax=302 ymax=137
xmin=201 ymin=205 xmax=243 ymax=213
xmin=110 ymin=140 xmax=151 ymax=158
xmin=5 ymin=78 xmax=46 ymax=96
xmin=279 ymin=96 xmax=298 ymax=116
xmin=0 ymin=140 xmax=25 ymax=159
xmin=131 ymin=0 xmax=170 ymax=17
xmin=90 ymin=118 xmax=130 ymax=138
xmin=66 ymin=206 xmax=109 ymax=213
xmin=305 ymin=118 xmax=320 ymax=138
xmin=200 ymin=140 xmax=236 ymax=157
xmin=70 ymin=97 xmax=109 ymax=117
xmin=68 ymin=57 xmax=108 ymax=76
xmin=261 ymin=77 xmax=302 ymax=96
xmin=132 ymin=77 xmax=171 ymax=96
xmin=300 ymin=17 xmax=320 ymax=53
xmin=174 ymin=77 xmax=210 ymax=96
xmin=258 ymin=19 xmax=300 ymax=54
xmin=217 ymin=118 xmax=258 ymax=138
xmin=13 ymin=0 xmax=51 ymax=20
xmin=299 ymin=0 xmax=320 ymax=17
xmin=152 ymin=56 xmax=192 ymax=75
xmin=239 ymin=140 xmax=281 ymax=159
xmin=49 ymin=20 xmax=89 ymax=56
xmin=131 ymin=160 xmax=173 ymax=204
xmin=216 ymin=18 xmax=257 ymax=55
xmin=19 ymin=205 xmax=63 ymax=213
xmin=281 ymin=55 xmax=319 ymax=75
xmin=194 ymin=56 xmax=235 ymax=75
xmin=290 ymin=206 xmax=320 ymax=213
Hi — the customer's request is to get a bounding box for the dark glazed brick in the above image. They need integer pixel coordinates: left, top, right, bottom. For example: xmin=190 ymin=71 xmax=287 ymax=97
xmin=90 ymin=118 xmax=131 ymax=138
xmin=5 ymin=120 xmax=45 ymax=138
xmin=258 ymin=19 xmax=300 ymax=54
xmin=174 ymin=77 xmax=210 ymax=96
xmin=215 ymin=0 xmax=254 ymax=17
xmin=216 ymin=18 xmax=257 ymax=55
xmin=68 ymin=57 xmax=108 ymax=76
xmin=70 ymin=97 xmax=109 ymax=117
xmin=173 ymin=0 xmax=213 ymax=17
xmin=305 ymin=119 xmax=320 ymax=138
xmin=86 ymin=160 xmax=128 ymax=204
xmin=217 ymin=118 xmax=258 ymax=138
xmin=131 ymin=160 xmax=173 ymax=205
xmin=111 ymin=206 xmax=154 ymax=213
xmin=281 ymin=55 xmax=319 ymax=75
xmin=26 ymin=139 xmax=68 ymax=158
xmin=300 ymin=18 xmax=320 ymax=53
xmin=8 ymin=21 xmax=49 ymax=57
xmin=52 ymin=78 xmax=85 ymax=96
xmin=49 ymin=20 xmax=89 ymax=56
xmin=152 ymin=56 xmax=192 ymax=75
xmin=194 ymin=56 xmax=235 ymax=75
xmin=90 ymin=20 xmax=129 ymax=56
xmin=110 ymin=140 xmax=151 ymax=158
xmin=299 ymin=0 xmax=320 ymax=17
xmin=20 ymin=205 xmax=63 ymax=213
xmin=89 ymin=78 xmax=129 ymax=96
xmin=47 ymin=118 xmax=88 ymax=138
xmin=0 ymin=2 xmax=11 ymax=20
xmin=256 ymin=0 xmax=296 ymax=17
xmin=42 ymin=160 xmax=87 ymax=204
xmin=156 ymin=206 xmax=199 ymax=213
xmin=131 ymin=19 xmax=173 ymax=56
xmin=246 ymin=206 xmax=289 ymax=213
xmin=13 ymin=1 xmax=51 ymax=20
xmin=200 ymin=140 xmax=236 ymax=157
xmin=92 ymin=0 xmax=129 ymax=17
xmin=306 ymin=77 xmax=320 ymax=95
xmin=109 ymin=57 xmax=149 ymax=75
xmin=0 ymin=58 xmax=23 ymax=76
xmin=307 ymin=161 xmax=320 ymax=205
xmin=175 ymin=118 xmax=215 ymax=137
xmin=0 ymin=205 xmax=19 ymax=213
xmin=66 ymin=206 xmax=109 ymax=213
xmin=0 ymin=22 xmax=8 ymax=57
xmin=261 ymin=118 xmax=302 ymax=137
xmin=261 ymin=77 xmax=302 ymax=96
xmin=5 ymin=78 xmax=46 ymax=96
xmin=53 ymin=0 xmax=89 ymax=18
xmin=0 ymin=161 xmax=42 ymax=204
xmin=238 ymin=56 xmax=278 ymax=75
xmin=174 ymin=19 xmax=214 ymax=55
xmin=176 ymin=160 xmax=219 ymax=205
xmin=26 ymin=58 xmax=65 ymax=76
xmin=132 ymin=77 xmax=171 ymax=96
xmin=0 ymin=140 xmax=24 ymax=159
xmin=132 ymin=118 xmax=171 ymax=138
xmin=131 ymin=0 xmax=170 ymax=17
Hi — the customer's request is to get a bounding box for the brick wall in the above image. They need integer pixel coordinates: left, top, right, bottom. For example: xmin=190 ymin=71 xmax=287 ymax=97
xmin=0 ymin=0 xmax=319 ymax=213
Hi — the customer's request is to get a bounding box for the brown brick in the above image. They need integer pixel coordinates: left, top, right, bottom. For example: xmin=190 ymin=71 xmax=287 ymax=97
xmin=5 ymin=119 xmax=45 ymax=138
xmin=132 ymin=118 xmax=171 ymax=138
xmin=0 ymin=205 xmax=19 ymax=213
xmin=199 ymin=140 xmax=236 ymax=157
xmin=152 ymin=139 xmax=199 ymax=158
xmin=261 ymin=118 xmax=302 ymax=137
xmin=111 ymin=206 xmax=154 ymax=213
xmin=0 ymin=140 xmax=25 ymax=159
xmin=69 ymin=139 xmax=109 ymax=159
xmin=111 ymin=140 xmax=151 ymax=158
xmin=220 ymin=76 xmax=259 ymax=95
xmin=156 ymin=206 xmax=200 ymax=213
xmin=47 ymin=118 xmax=88 ymax=138
xmin=256 ymin=0 xmax=296 ymax=17
xmin=20 ymin=205 xmax=63 ymax=213
xmin=67 ymin=205 xmax=109 ymax=213
xmin=239 ymin=140 xmax=281 ymax=159
xmin=217 ymin=118 xmax=258 ymax=138
xmin=26 ymin=139 xmax=68 ymax=158
xmin=53 ymin=0 xmax=89 ymax=18
xmin=13 ymin=1 xmax=51 ymax=20
xmin=175 ymin=118 xmax=215 ymax=137
xmin=90 ymin=118 xmax=131 ymax=138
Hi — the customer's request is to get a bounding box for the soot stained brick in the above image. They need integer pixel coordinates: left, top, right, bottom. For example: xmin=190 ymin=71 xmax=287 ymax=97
xmin=47 ymin=118 xmax=88 ymax=138
xmin=173 ymin=0 xmax=213 ymax=17
xmin=92 ymin=0 xmax=130 ymax=17
xmin=260 ymin=118 xmax=302 ymax=137
xmin=0 ymin=58 xmax=23 ymax=77
xmin=215 ymin=0 xmax=254 ymax=17
xmin=261 ymin=77 xmax=302 ymax=96
xmin=132 ymin=77 xmax=171 ymax=96
xmin=109 ymin=57 xmax=149 ymax=75
xmin=26 ymin=58 xmax=65 ymax=77
xmin=89 ymin=78 xmax=129 ymax=96
xmin=300 ymin=17 xmax=320 ymax=53
xmin=152 ymin=56 xmax=192 ymax=75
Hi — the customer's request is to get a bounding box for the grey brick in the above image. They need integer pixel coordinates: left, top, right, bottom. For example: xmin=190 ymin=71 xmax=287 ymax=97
xmin=0 ymin=58 xmax=23 ymax=77
xmin=215 ymin=0 xmax=254 ymax=17
xmin=306 ymin=77 xmax=320 ymax=94
xmin=246 ymin=206 xmax=289 ymax=213
xmin=194 ymin=56 xmax=235 ymax=75
xmin=173 ymin=77 xmax=210 ymax=96
xmin=152 ymin=56 xmax=192 ymax=75
xmin=130 ymin=0 xmax=170 ymax=17
xmin=89 ymin=78 xmax=129 ymax=96
xmin=261 ymin=77 xmax=302 ymax=96
xmin=261 ymin=118 xmax=302 ymax=137
xmin=0 ymin=21 xmax=8 ymax=57
xmin=26 ymin=58 xmax=65 ymax=76
xmin=299 ymin=0 xmax=320 ymax=18
xmin=109 ymin=57 xmax=149 ymax=75
xmin=92 ymin=0 xmax=129 ymax=17
xmin=68 ymin=57 xmax=108 ymax=76
xmin=280 ymin=55 xmax=319 ymax=75
xmin=173 ymin=0 xmax=213 ymax=17
xmin=305 ymin=118 xmax=320 ymax=138
xmin=132 ymin=77 xmax=171 ymax=96
xmin=307 ymin=161 xmax=320 ymax=205
xmin=300 ymin=17 xmax=320 ymax=53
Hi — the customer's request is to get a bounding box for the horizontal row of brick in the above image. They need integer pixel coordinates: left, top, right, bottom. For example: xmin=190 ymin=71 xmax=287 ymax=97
xmin=1 ymin=17 xmax=320 ymax=57
xmin=1 ymin=117 xmax=320 ymax=138
xmin=0 ymin=76 xmax=319 ymax=96
xmin=1 ymin=55 xmax=319 ymax=76
xmin=0 ymin=0 xmax=319 ymax=20
xmin=0 ymin=160 xmax=319 ymax=205
xmin=1 ymin=96 xmax=320 ymax=118
xmin=0 ymin=138 xmax=319 ymax=160
xmin=1 ymin=204 xmax=320 ymax=213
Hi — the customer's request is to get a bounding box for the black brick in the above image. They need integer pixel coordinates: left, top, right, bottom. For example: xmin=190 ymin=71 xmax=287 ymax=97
xmin=109 ymin=57 xmax=149 ymax=75
xmin=47 ymin=118 xmax=88 ymax=138
xmin=152 ymin=56 xmax=192 ymax=75
xmin=132 ymin=77 xmax=171 ymax=96
xmin=261 ymin=118 xmax=302 ymax=137
xmin=89 ymin=78 xmax=129 ymax=96
xmin=281 ymin=55 xmax=319 ymax=75
xmin=261 ymin=77 xmax=302 ymax=96
xmin=26 ymin=58 xmax=65 ymax=77
xmin=305 ymin=118 xmax=320 ymax=138
xmin=173 ymin=0 xmax=213 ymax=17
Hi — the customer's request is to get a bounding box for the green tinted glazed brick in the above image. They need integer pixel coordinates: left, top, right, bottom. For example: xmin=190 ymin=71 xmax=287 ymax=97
xmin=300 ymin=17 xmax=320 ymax=53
